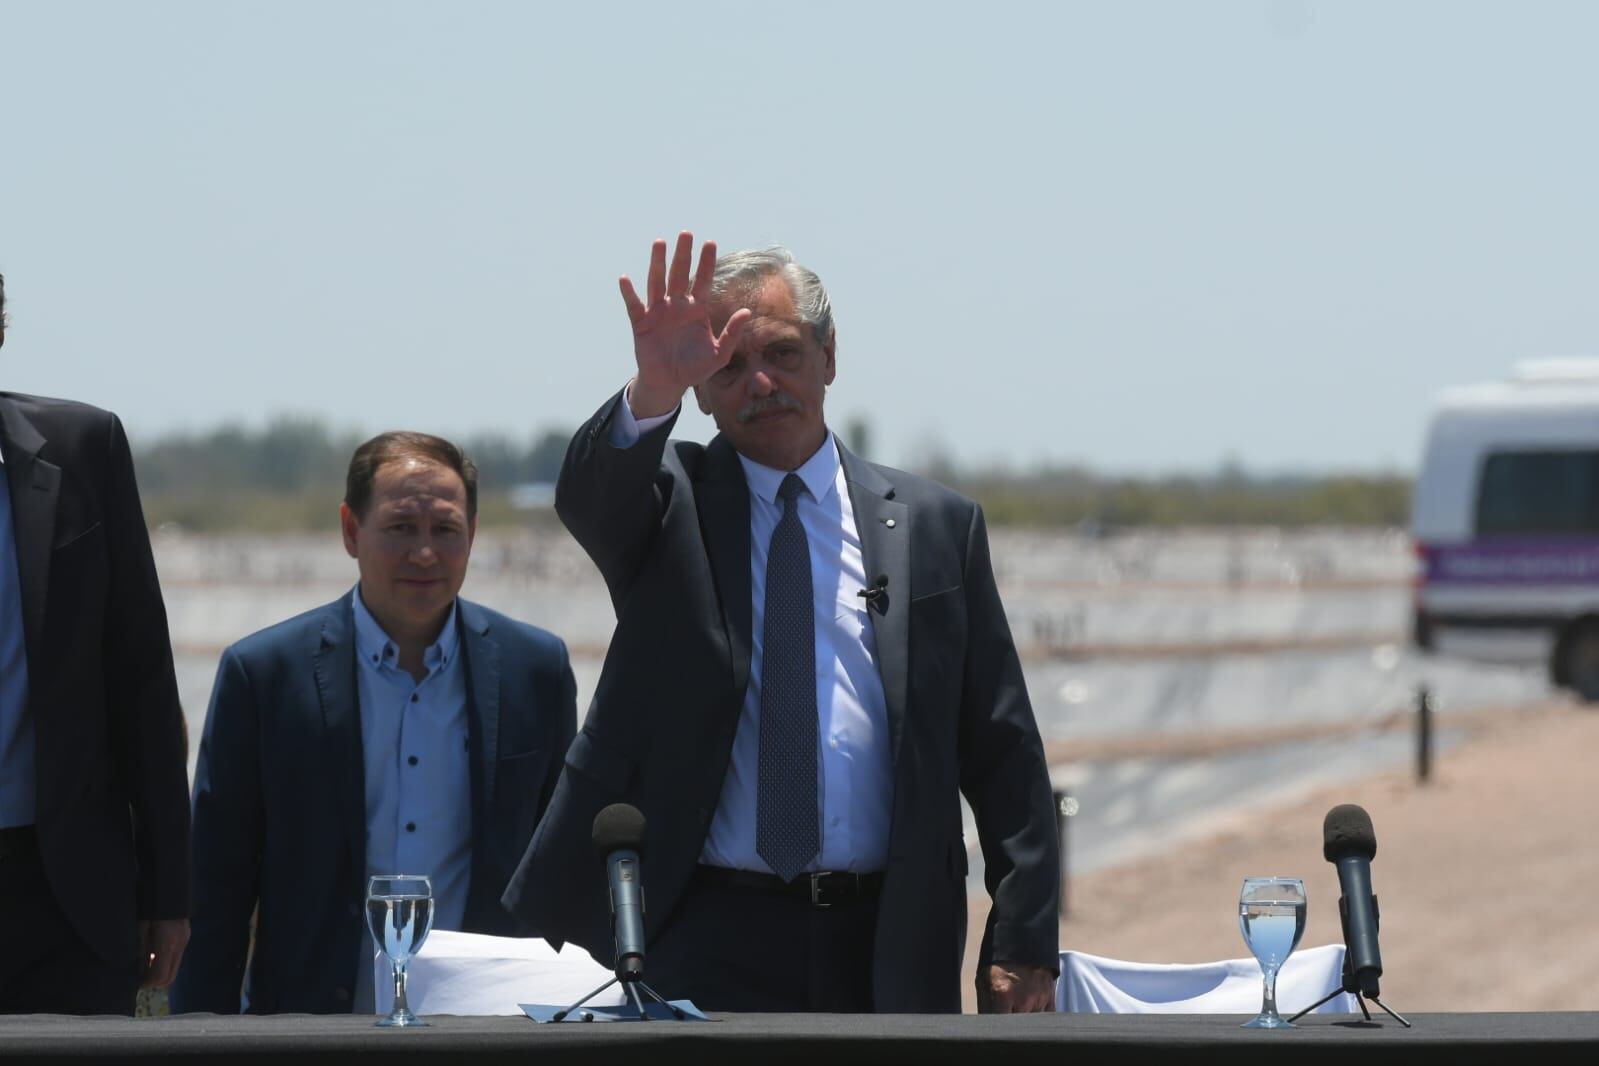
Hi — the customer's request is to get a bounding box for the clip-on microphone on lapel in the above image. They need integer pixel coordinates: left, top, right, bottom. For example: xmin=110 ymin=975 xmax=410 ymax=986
xmin=857 ymin=574 xmax=889 ymax=612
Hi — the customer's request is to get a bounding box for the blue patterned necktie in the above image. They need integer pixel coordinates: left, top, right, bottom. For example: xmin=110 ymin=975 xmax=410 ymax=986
xmin=756 ymin=473 xmax=820 ymax=883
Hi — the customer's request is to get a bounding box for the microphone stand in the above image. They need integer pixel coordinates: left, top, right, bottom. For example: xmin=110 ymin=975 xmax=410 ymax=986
xmin=1288 ymin=973 xmax=1410 ymax=1026
xmin=1288 ymin=897 xmax=1410 ymax=1027
xmin=551 ymin=968 xmax=687 ymax=1022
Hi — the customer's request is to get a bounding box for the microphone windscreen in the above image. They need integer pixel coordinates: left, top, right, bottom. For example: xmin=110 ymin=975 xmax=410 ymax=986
xmin=1322 ymin=803 xmax=1377 ymax=862
xmin=592 ymin=803 xmax=647 ymax=857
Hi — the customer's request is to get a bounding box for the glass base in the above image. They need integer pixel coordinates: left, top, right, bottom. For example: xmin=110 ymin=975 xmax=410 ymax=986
xmin=1241 ymin=1012 xmax=1294 ymax=1029
xmin=376 ymin=1008 xmax=429 ymax=1028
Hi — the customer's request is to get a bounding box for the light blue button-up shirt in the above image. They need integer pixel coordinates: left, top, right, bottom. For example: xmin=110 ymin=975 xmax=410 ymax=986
xmin=0 ymin=450 xmax=36 ymax=829
xmin=612 ymin=391 xmax=894 ymax=874
xmin=350 ymin=586 xmax=472 ymax=1010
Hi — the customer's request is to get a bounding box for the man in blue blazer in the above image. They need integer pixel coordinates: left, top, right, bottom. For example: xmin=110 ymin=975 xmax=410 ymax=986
xmin=173 ymin=432 xmax=576 ymax=1014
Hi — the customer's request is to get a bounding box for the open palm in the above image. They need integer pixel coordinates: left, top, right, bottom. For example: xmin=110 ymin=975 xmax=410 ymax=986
xmin=621 ymin=232 xmax=750 ymax=416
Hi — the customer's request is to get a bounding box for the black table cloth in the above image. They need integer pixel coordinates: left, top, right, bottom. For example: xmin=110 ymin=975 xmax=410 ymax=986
xmin=1 ymin=1011 xmax=1594 ymax=1065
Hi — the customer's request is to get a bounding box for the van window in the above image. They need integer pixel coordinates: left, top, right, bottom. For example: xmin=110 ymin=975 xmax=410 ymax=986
xmin=1475 ymin=449 xmax=1599 ymax=535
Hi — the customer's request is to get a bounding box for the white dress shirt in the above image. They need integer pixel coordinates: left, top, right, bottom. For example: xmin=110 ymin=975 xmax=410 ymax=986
xmin=612 ymin=388 xmax=893 ymax=873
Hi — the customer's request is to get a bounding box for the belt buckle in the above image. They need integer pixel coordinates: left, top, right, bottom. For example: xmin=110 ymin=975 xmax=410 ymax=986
xmin=809 ymin=871 xmax=849 ymax=908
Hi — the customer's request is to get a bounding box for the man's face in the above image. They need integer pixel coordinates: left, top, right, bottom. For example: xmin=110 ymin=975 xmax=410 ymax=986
xmin=340 ymin=458 xmax=476 ymax=639
xmin=695 ymin=274 xmax=835 ymax=471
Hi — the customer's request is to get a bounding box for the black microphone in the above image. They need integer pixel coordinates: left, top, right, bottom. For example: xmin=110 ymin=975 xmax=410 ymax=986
xmin=857 ymin=574 xmax=889 ymax=609
xmin=592 ymin=803 xmax=648 ymax=982
xmin=1323 ymin=803 xmax=1383 ymax=998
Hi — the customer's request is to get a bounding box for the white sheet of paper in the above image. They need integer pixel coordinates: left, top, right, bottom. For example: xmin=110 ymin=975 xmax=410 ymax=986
xmin=373 ymin=928 xmax=625 ymax=1016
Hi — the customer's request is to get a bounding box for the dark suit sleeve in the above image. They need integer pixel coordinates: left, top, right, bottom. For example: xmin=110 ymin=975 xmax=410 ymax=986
xmin=541 ymin=641 xmax=578 ymax=817
xmin=956 ymin=504 xmax=1061 ymax=974
xmin=554 ymin=391 xmax=680 ymax=609
xmin=171 ymin=648 xmax=262 ymax=1014
xmin=100 ymin=413 xmax=191 ymax=920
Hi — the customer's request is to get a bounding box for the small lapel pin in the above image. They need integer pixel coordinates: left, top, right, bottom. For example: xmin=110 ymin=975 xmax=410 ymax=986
xmin=885 ymin=518 xmax=896 ymax=528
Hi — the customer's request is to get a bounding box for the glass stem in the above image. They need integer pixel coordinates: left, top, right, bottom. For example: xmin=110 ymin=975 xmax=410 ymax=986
xmin=1261 ymin=969 xmax=1279 ymax=1018
xmin=393 ymin=961 xmax=409 ymax=1017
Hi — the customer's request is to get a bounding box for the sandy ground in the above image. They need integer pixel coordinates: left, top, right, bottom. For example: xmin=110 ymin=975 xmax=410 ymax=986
xmin=962 ymin=697 xmax=1599 ymax=1013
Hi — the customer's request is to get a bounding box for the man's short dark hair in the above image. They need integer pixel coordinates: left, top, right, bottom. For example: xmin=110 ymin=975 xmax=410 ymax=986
xmin=1 ymin=272 xmax=8 ymax=330
xmin=344 ymin=431 xmax=479 ymax=522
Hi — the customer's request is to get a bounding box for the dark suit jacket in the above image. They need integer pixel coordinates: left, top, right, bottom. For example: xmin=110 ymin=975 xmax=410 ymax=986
xmin=171 ymin=591 xmax=577 ymax=1014
xmin=0 ymin=392 xmax=190 ymax=964
xmin=503 ymin=393 xmax=1059 ymax=1012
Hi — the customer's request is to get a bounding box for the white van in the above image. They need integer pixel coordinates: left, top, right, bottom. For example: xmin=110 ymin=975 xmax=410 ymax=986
xmin=1412 ymin=359 xmax=1599 ymax=699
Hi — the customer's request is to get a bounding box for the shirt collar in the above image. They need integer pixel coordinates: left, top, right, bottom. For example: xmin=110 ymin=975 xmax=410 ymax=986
xmin=351 ymin=583 xmax=461 ymax=673
xmin=736 ymin=431 xmax=840 ymax=507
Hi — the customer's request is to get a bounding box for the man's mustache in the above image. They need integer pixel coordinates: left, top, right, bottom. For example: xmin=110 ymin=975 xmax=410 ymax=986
xmin=737 ymin=393 xmax=802 ymax=424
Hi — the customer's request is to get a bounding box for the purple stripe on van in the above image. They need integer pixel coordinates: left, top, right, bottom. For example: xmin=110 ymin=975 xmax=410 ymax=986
xmin=1424 ymin=539 xmax=1599 ymax=585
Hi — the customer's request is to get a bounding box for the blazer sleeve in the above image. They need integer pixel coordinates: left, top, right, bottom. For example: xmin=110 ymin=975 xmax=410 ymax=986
xmin=171 ymin=647 xmax=263 ymax=1014
xmin=956 ymin=503 xmax=1061 ymax=973
xmin=554 ymin=390 xmax=680 ymax=609
xmin=540 ymin=640 xmax=579 ymax=817
xmin=100 ymin=413 xmax=192 ymax=920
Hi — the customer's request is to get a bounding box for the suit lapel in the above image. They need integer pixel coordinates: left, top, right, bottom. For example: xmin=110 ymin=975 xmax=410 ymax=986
xmin=313 ymin=593 xmax=367 ymax=861
xmin=459 ymin=600 xmax=500 ymax=841
xmin=699 ymin=435 xmax=753 ymax=700
xmin=839 ymin=444 xmax=910 ymax=769
xmin=0 ymin=398 xmax=60 ymax=647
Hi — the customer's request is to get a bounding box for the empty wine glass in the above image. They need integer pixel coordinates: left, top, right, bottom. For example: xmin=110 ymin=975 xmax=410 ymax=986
xmin=1238 ymin=876 xmax=1306 ymax=1029
xmin=367 ymin=874 xmax=434 ymax=1028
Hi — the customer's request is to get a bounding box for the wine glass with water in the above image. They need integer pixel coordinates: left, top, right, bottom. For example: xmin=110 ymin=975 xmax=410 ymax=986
xmin=367 ymin=874 xmax=434 ymax=1028
xmin=1238 ymin=876 xmax=1306 ymax=1029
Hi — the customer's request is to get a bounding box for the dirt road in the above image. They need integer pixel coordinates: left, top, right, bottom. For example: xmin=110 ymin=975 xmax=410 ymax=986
xmin=963 ymin=698 xmax=1599 ymax=1012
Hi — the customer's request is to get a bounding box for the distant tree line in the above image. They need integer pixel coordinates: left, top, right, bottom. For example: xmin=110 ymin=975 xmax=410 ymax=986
xmin=130 ymin=417 xmax=1412 ymax=532
xmin=952 ymin=466 xmax=1411 ymax=529
xmin=133 ymin=416 xmax=571 ymax=531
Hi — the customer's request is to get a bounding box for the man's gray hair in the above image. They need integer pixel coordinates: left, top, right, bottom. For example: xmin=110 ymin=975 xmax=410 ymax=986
xmin=712 ymin=247 xmax=835 ymax=347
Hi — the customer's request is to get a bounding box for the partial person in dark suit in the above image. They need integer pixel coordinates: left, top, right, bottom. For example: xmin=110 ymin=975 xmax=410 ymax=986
xmin=173 ymin=432 xmax=576 ymax=1014
xmin=503 ymin=235 xmax=1059 ymax=1013
xmin=0 ymin=272 xmax=192 ymax=1014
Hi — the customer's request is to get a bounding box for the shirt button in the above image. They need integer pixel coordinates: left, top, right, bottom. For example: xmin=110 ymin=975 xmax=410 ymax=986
xmin=410 ymin=693 xmax=419 ymax=703
xmin=406 ymin=822 xmax=417 ymax=833
xmin=408 ymin=755 xmax=419 ymax=766
xmin=829 ymin=737 xmax=839 ymax=749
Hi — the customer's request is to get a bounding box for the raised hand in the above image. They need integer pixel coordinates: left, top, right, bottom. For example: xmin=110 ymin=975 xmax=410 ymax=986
xmin=620 ymin=231 xmax=752 ymax=418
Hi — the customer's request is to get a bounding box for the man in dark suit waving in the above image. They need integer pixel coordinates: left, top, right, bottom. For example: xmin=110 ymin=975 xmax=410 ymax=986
xmin=504 ymin=234 xmax=1058 ymax=1013
xmin=174 ymin=432 xmax=576 ymax=1014
xmin=0 ymin=273 xmax=192 ymax=1014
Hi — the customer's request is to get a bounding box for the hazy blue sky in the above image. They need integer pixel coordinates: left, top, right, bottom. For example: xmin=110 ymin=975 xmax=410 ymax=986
xmin=2 ymin=1 xmax=1595 ymax=474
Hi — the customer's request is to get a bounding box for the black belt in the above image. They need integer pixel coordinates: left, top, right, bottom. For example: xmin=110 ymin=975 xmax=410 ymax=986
xmin=0 ymin=824 xmax=39 ymax=862
xmin=693 ymin=865 xmax=884 ymax=907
